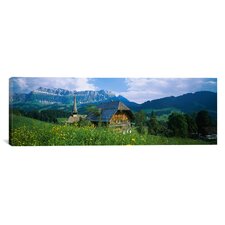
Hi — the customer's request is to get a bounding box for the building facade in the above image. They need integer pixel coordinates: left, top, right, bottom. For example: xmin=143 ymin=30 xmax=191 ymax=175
xmin=87 ymin=101 xmax=134 ymax=128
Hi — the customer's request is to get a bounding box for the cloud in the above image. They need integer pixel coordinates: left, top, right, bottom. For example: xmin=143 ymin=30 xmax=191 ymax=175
xmin=10 ymin=77 xmax=97 ymax=93
xmin=119 ymin=78 xmax=217 ymax=103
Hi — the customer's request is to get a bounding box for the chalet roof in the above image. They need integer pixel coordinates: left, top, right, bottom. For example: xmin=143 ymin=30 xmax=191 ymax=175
xmin=87 ymin=101 xmax=133 ymax=122
xmin=98 ymin=101 xmax=130 ymax=111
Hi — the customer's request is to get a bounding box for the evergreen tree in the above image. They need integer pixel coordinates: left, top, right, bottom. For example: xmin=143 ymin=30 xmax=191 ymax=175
xmin=196 ymin=110 xmax=211 ymax=135
xmin=185 ymin=114 xmax=197 ymax=137
xmin=168 ymin=112 xmax=188 ymax=138
xmin=147 ymin=111 xmax=159 ymax=135
xmin=87 ymin=105 xmax=102 ymax=127
xmin=135 ymin=110 xmax=147 ymax=134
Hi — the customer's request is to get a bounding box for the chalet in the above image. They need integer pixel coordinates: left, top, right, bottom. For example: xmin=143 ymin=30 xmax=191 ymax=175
xmin=87 ymin=101 xmax=134 ymax=128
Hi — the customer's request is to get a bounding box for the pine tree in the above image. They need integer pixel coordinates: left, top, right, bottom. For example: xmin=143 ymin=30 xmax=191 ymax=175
xmin=185 ymin=114 xmax=197 ymax=137
xmin=168 ymin=112 xmax=188 ymax=138
xmin=148 ymin=111 xmax=159 ymax=135
xmin=135 ymin=110 xmax=147 ymax=134
xmin=196 ymin=110 xmax=211 ymax=135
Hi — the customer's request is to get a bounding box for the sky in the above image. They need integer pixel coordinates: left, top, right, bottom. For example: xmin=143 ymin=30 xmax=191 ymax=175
xmin=10 ymin=77 xmax=217 ymax=103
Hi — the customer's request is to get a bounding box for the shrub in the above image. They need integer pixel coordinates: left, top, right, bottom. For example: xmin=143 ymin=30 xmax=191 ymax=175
xmin=78 ymin=118 xmax=92 ymax=127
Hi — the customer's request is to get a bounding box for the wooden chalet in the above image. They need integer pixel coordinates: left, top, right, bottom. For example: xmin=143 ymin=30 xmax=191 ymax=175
xmin=87 ymin=101 xmax=134 ymax=128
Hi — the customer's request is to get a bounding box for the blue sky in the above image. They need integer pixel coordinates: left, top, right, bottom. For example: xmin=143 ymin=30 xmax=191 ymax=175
xmin=10 ymin=77 xmax=217 ymax=103
xmin=91 ymin=78 xmax=127 ymax=92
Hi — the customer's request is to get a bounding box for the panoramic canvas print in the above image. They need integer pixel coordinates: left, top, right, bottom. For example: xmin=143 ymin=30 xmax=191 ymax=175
xmin=9 ymin=78 xmax=217 ymax=146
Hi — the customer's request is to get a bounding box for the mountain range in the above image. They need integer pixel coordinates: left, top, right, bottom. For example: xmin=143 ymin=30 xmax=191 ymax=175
xmin=10 ymin=87 xmax=217 ymax=118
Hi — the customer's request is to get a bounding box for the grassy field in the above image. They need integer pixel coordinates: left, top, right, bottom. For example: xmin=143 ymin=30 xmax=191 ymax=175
xmin=57 ymin=117 xmax=68 ymax=124
xmin=9 ymin=114 xmax=210 ymax=146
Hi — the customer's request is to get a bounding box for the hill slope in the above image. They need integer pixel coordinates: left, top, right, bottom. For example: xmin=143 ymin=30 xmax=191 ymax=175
xmin=138 ymin=91 xmax=217 ymax=117
xmin=9 ymin=115 xmax=209 ymax=146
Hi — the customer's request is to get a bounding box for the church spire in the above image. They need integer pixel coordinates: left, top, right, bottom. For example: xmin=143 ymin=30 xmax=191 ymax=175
xmin=73 ymin=95 xmax=78 ymax=115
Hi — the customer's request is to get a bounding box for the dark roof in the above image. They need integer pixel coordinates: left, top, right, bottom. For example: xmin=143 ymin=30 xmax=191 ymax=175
xmin=87 ymin=101 xmax=133 ymax=122
xmin=98 ymin=101 xmax=130 ymax=111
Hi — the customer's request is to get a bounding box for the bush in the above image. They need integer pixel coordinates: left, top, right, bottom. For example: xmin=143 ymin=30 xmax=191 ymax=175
xmin=78 ymin=118 xmax=92 ymax=127
xmin=157 ymin=122 xmax=173 ymax=137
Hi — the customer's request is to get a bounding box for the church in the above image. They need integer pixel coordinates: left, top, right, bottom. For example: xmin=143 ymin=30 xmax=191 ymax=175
xmin=67 ymin=95 xmax=134 ymax=128
xmin=67 ymin=95 xmax=82 ymax=123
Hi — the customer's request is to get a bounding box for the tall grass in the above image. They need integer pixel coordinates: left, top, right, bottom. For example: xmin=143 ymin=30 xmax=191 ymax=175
xmin=10 ymin=115 xmax=209 ymax=146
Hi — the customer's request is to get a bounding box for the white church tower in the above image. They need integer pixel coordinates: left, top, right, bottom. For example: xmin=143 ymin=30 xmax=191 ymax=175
xmin=67 ymin=95 xmax=80 ymax=123
xmin=72 ymin=95 xmax=78 ymax=116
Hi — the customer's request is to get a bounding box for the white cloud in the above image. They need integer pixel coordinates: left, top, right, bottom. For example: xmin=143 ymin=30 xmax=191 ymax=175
xmin=16 ymin=78 xmax=29 ymax=90
xmin=43 ymin=78 xmax=97 ymax=91
xmin=10 ymin=77 xmax=97 ymax=93
xmin=206 ymin=80 xmax=216 ymax=85
xmin=119 ymin=78 xmax=217 ymax=103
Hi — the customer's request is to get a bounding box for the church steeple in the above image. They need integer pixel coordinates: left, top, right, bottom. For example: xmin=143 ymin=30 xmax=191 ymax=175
xmin=72 ymin=95 xmax=78 ymax=115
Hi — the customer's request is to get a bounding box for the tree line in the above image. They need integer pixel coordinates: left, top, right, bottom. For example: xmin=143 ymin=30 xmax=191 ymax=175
xmin=10 ymin=107 xmax=217 ymax=140
xmin=10 ymin=109 xmax=71 ymax=123
xmin=134 ymin=110 xmax=217 ymax=138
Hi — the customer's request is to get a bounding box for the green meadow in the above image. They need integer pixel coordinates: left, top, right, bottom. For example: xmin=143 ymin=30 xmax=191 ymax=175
xmin=9 ymin=115 xmax=209 ymax=146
